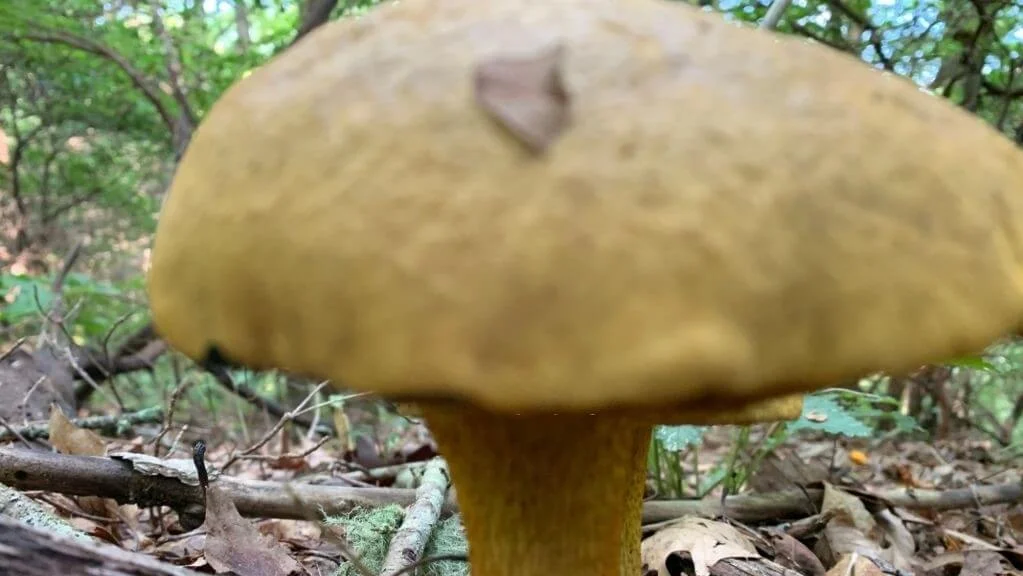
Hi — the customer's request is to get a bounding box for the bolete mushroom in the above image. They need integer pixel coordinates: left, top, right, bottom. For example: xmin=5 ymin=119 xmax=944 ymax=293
xmin=146 ymin=0 xmax=1023 ymax=574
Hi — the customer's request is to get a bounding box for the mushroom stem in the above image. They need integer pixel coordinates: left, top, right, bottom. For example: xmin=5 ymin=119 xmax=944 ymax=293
xmin=418 ymin=403 xmax=651 ymax=576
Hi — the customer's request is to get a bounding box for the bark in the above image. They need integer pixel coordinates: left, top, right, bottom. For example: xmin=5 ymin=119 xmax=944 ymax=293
xmin=0 ymin=515 xmax=201 ymax=576
xmin=0 ymin=447 xmax=449 ymax=523
xmin=0 ymin=448 xmax=1017 ymax=530
xmin=379 ymin=458 xmax=450 ymax=576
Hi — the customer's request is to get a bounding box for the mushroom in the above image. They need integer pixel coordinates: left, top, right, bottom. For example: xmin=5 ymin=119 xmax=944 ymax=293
xmin=146 ymin=0 xmax=1023 ymax=574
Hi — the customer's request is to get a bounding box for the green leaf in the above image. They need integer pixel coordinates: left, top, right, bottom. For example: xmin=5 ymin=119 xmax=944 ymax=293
xmin=1 ymin=279 xmax=53 ymax=321
xmin=945 ymin=356 xmax=999 ymax=372
xmin=786 ymin=393 xmax=874 ymax=438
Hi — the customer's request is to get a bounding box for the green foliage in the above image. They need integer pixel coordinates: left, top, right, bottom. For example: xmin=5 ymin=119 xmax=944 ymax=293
xmin=0 ymin=270 xmax=144 ymax=342
xmin=958 ymin=341 xmax=1023 ymax=444
xmin=787 ymin=390 xmax=886 ymax=438
xmin=653 ymin=424 xmax=705 ymax=452
xmin=946 ymin=355 xmax=1000 ymax=372
xmin=329 ymin=505 xmax=468 ymax=576
xmin=647 ymin=389 xmax=921 ymax=498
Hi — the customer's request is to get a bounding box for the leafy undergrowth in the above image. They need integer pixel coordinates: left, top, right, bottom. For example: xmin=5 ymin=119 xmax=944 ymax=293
xmin=649 ymin=426 xmax=1023 ymax=575
xmin=4 ymin=389 xmax=1020 ymax=576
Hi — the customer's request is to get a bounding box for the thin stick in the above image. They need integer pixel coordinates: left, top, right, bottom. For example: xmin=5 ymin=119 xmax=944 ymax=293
xmin=0 ymin=338 xmax=26 ymax=363
xmin=379 ymin=458 xmax=451 ymax=576
xmin=760 ymin=0 xmax=794 ymax=30
xmin=389 ymin=553 xmax=469 ymax=576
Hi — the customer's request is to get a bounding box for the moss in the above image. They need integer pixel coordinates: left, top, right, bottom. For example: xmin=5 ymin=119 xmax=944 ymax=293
xmin=332 ymin=505 xmax=468 ymax=576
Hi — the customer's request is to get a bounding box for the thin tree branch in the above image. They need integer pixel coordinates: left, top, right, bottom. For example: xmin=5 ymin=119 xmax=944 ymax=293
xmin=148 ymin=2 xmax=197 ymax=129
xmin=761 ymin=0 xmax=795 ymax=30
xmin=292 ymin=0 xmax=340 ymax=46
xmin=12 ymin=26 xmax=177 ymax=135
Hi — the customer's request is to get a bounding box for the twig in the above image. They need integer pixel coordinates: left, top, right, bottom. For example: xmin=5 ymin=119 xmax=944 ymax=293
xmin=380 ymin=458 xmax=451 ymax=576
xmin=33 ymin=241 xmax=82 ymax=340
xmin=221 ymin=381 xmax=330 ymax=469
xmin=760 ymin=0 xmax=794 ymax=30
xmin=205 ymin=366 xmax=333 ymax=435
xmin=73 ymin=321 xmax=167 ymax=406
xmin=0 ymin=415 xmax=33 ymax=448
xmin=389 ymin=554 xmax=469 ymax=576
xmin=338 ymin=460 xmax=429 ymax=485
xmin=0 ymin=338 xmax=27 ymax=363
xmin=150 ymin=375 xmax=197 ymax=458
xmin=236 ymin=434 xmax=331 ymax=463
xmin=19 ymin=375 xmax=48 ymax=411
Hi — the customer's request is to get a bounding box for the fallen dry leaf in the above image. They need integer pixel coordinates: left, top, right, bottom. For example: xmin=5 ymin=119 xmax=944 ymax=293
xmin=332 ymin=404 xmax=355 ymax=454
xmin=826 ymin=553 xmax=887 ymax=575
xmin=641 ymin=517 xmax=760 ymax=576
xmin=820 ymin=482 xmax=878 ymax=537
xmin=817 ymin=513 xmax=880 ymax=567
xmin=747 ymin=447 xmax=829 ymax=493
xmin=261 ymin=519 xmax=322 ymax=544
xmin=203 ymin=484 xmax=305 ymax=576
xmin=49 ymin=404 xmax=106 ymax=457
xmin=942 ymin=527 xmax=1007 ymax=551
xmin=153 ymin=532 xmax=207 ymax=565
xmin=876 ymin=508 xmax=916 ymax=568
xmin=49 ymin=405 xmax=140 ymax=530
xmin=921 ymin=551 xmax=965 ymax=574
xmin=961 ymin=549 xmax=1014 ymax=576
xmin=474 ymin=44 xmax=570 ymax=155
xmin=764 ymin=528 xmax=826 ymax=576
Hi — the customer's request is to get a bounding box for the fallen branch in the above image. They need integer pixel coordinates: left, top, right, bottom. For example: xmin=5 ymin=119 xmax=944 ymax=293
xmin=0 ymin=483 xmax=88 ymax=541
xmin=0 ymin=447 xmax=448 ymax=521
xmin=338 ymin=460 xmax=429 ymax=485
xmin=2 ymin=448 xmax=1018 ymax=528
xmin=73 ymin=322 xmax=167 ymax=404
xmin=0 ymin=514 xmax=201 ymax=576
xmin=642 ymin=490 xmax=820 ymax=524
xmin=641 ymin=481 xmax=1023 ymax=524
xmin=0 ymin=407 xmax=164 ymax=442
xmin=380 ymin=458 xmax=450 ymax=576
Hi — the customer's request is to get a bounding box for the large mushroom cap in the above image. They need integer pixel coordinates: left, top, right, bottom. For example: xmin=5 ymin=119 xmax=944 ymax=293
xmin=147 ymin=0 xmax=1023 ymax=413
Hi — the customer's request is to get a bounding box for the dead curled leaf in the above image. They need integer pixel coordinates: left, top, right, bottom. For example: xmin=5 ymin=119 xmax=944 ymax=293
xmin=49 ymin=405 xmax=140 ymax=530
xmin=203 ymin=484 xmax=305 ymax=576
xmin=473 ymin=43 xmax=571 ymax=155
xmin=826 ymin=553 xmax=887 ymax=576
xmin=764 ymin=528 xmax=826 ymax=576
xmin=49 ymin=404 xmax=106 ymax=457
xmin=960 ymin=549 xmax=1017 ymax=576
xmin=816 ymin=483 xmax=916 ymax=574
xmin=641 ymin=517 xmax=760 ymax=576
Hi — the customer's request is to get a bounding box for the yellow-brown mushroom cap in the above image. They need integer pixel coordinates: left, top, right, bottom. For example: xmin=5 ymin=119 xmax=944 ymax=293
xmin=147 ymin=0 xmax=1023 ymax=414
